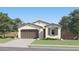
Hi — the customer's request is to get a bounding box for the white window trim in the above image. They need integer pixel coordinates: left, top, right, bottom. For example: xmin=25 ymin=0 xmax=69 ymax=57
xmin=48 ymin=28 xmax=58 ymax=36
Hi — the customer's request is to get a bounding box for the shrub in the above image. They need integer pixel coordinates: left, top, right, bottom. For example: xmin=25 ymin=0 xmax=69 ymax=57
xmin=0 ymin=36 xmax=15 ymax=39
xmin=0 ymin=36 xmax=4 ymax=39
xmin=43 ymin=37 xmax=58 ymax=40
xmin=10 ymin=36 xmax=15 ymax=38
xmin=0 ymin=36 xmax=3 ymax=38
xmin=5 ymin=36 xmax=15 ymax=38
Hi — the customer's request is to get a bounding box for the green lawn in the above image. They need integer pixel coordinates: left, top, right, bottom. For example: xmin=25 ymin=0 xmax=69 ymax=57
xmin=0 ymin=39 xmax=14 ymax=43
xmin=32 ymin=40 xmax=79 ymax=45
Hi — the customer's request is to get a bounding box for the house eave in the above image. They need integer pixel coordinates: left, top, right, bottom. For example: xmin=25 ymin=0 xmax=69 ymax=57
xmin=45 ymin=23 xmax=61 ymax=27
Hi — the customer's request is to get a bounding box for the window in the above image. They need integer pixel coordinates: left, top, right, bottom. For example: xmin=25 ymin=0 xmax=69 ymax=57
xmin=48 ymin=28 xmax=55 ymax=35
xmin=48 ymin=28 xmax=58 ymax=36
xmin=48 ymin=28 xmax=50 ymax=35
xmin=52 ymin=30 xmax=55 ymax=35
xmin=54 ymin=28 xmax=58 ymax=35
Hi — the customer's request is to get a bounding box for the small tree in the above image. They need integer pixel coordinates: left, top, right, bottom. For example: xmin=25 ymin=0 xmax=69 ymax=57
xmin=59 ymin=9 xmax=79 ymax=39
xmin=0 ymin=24 xmax=10 ymax=38
xmin=13 ymin=18 xmax=22 ymax=31
xmin=68 ymin=9 xmax=79 ymax=39
xmin=59 ymin=16 xmax=70 ymax=31
xmin=0 ymin=12 xmax=22 ymax=38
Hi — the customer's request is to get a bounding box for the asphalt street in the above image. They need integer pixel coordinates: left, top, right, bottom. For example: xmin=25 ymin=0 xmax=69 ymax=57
xmin=0 ymin=47 xmax=79 ymax=51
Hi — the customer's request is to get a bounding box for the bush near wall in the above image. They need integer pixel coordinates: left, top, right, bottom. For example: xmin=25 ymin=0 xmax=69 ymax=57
xmin=43 ymin=38 xmax=58 ymax=40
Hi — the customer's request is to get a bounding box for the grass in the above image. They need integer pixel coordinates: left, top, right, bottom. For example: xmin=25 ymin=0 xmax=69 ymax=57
xmin=32 ymin=40 xmax=79 ymax=45
xmin=0 ymin=38 xmax=14 ymax=43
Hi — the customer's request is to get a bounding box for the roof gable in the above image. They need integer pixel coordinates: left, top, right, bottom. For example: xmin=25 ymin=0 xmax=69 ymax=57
xmin=33 ymin=20 xmax=50 ymax=24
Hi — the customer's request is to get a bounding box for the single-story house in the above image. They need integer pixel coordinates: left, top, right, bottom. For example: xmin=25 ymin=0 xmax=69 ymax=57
xmin=18 ymin=20 xmax=61 ymax=39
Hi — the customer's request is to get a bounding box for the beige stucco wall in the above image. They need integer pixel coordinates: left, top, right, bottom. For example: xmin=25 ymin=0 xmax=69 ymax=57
xmin=45 ymin=26 xmax=61 ymax=39
xmin=18 ymin=25 xmax=44 ymax=39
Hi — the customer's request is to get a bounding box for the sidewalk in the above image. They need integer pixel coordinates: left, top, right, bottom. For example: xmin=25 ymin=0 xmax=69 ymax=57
xmin=30 ymin=44 xmax=79 ymax=48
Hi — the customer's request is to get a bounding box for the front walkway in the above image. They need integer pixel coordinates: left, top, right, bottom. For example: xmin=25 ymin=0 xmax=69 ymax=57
xmin=0 ymin=39 xmax=35 ymax=48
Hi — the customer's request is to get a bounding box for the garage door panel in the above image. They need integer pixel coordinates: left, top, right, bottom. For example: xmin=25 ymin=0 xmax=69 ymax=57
xmin=21 ymin=29 xmax=38 ymax=39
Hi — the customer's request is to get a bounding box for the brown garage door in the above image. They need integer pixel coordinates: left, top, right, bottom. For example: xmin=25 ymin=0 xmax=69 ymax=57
xmin=21 ymin=29 xmax=38 ymax=39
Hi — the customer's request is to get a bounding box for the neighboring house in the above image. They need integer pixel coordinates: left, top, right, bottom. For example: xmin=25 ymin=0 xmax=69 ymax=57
xmin=18 ymin=20 xmax=61 ymax=39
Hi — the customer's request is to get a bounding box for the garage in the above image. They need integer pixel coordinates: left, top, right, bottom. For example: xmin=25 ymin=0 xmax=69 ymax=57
xmin=21 ymin=29 xmax=39 ymax=39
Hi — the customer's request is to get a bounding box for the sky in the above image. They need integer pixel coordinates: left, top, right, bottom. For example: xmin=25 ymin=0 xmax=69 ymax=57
xmin=0 ymin=7 xmax=78 ymax=24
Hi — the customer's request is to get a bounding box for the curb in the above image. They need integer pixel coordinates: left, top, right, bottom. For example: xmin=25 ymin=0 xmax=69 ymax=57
xmin=30 ymin=44 xmax=79 ymax=48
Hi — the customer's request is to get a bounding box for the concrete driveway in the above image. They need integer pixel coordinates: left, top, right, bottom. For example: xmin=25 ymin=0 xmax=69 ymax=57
xmin=0 ymin=39 xmax=35 ymax=48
